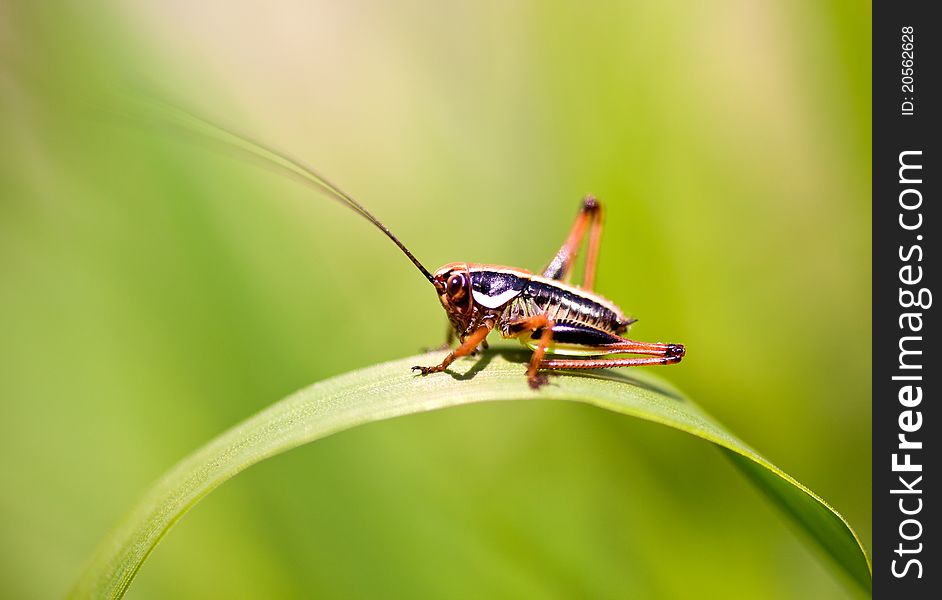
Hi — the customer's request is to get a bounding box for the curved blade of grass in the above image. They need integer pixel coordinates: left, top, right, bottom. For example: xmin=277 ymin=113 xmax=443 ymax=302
xmin=70 ymin=350 xmax=871 ymax=598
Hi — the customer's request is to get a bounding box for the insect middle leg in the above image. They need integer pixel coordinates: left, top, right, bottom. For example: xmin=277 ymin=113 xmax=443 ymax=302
xmin=413 ymin=321 xmax=493 ymax=375
xmin=541 ymin=195 xmax=603 ymax=290
xmin=503 ymin=314 xmax=556 ymax=388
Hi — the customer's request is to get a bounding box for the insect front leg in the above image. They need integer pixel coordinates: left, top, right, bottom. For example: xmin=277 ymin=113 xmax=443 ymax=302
xmin=458 ymin=322 xmax=489 ymax=355
xmin=412 ymin=321 xmax=493 ymax=375
xmin=541 ymin=195 xmax=603 ymax=290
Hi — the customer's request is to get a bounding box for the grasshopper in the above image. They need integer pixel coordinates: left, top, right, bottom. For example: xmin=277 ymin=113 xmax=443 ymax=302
xmin=412 ymin=195 xmax=685 ymax=387
xmin=186 ymin=116 xmax=685 ymax=387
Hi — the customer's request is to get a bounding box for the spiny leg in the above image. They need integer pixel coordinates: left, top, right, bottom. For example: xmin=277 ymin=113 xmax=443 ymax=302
xmin=596 ymin=338 xmax=685 ymax=357
xmin=539 ymin=354 xmax=684 ymax=370
xmin=412 ymin=321 xmax=493 ymax=375
xmin=522 ymin=321 xmax=685 ymax=358
xmin=541 ymin=195 xmax=603 ymax=289
xmin=516 ymin=320 xmax=685 ymax=377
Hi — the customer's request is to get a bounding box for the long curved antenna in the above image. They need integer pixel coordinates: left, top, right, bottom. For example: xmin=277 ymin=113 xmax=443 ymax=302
xmin=154 ymin=104 xmax=436 ymax=285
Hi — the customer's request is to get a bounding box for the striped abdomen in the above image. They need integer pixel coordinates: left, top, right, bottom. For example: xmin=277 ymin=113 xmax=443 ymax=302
xmin=465 ymin=265 xmax=633 ymax=335
xmin=517 ymin=277 xmax=631 ymax=334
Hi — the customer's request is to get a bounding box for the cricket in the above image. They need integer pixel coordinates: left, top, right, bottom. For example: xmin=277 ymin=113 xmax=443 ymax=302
xmin=190 ymin=116 xmax=686 ymax=388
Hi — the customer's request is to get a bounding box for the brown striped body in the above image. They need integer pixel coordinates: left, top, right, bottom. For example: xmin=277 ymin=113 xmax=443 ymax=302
xmin=500 ymin=273 xmax=634 ymax=335
xmin=431 ymin=263 xmax=641 ymax=356
xmin=414 ymin=197 xmax=684 ymax=384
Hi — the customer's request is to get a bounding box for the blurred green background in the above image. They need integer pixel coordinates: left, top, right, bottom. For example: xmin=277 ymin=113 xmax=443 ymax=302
xmin=1 ymin=1 xmax=870 ymax=598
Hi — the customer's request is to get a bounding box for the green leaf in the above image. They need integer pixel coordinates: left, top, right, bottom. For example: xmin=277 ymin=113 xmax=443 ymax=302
xmin=70 ymin=350 xmax=871 ymax=598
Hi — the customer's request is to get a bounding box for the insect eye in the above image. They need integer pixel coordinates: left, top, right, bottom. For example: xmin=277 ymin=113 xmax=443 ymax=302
xmin=447 ymin=274 xmax=466 ymax=297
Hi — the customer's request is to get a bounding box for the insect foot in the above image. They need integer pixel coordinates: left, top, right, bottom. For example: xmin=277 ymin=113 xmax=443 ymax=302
xmin=412 ymin=365 xmax=445 ymax=375
xmin=581 ymin=195 xmax=600 ymax=211
xmin=528 ymin=373 xmax=549 ymax=389
xmin=666 ymin=344 xmax=686 ymax=360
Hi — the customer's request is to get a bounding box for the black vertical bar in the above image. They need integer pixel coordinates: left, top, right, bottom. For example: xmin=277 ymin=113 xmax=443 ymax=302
xmin=873 ymin=1 xmax=938 ymax=597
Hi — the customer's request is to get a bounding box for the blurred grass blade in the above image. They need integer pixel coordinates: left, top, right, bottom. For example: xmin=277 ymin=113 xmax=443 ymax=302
xmin=70 ymin=351 xmax=871 ymax=598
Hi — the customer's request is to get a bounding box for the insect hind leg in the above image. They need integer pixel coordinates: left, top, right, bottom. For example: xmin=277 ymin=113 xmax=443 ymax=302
xmin=539 ymin=355 xmax=684 ymax=370
xmin=538 ymin=326 xmax=685 ymax=370
xmin=521 ymin=322 xmax=684 ymax=358
xmin=505 ymin=316 xmax=685 ymax=386
xmin=541 ymin=196 xmax=603 ymax=289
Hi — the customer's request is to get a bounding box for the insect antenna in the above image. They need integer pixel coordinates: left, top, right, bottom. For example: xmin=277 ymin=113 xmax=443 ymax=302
xmin=152 ymin=104 xmax=437 ymax=285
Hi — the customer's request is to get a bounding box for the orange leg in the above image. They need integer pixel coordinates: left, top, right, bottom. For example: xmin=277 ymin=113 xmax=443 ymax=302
xmin=592 ymin=339 xmax=685 ymax=357
xmin=503 ymin=314 xmax=556 ymax=388
xmin=582 ymin=199 xmax=603 ymax=290
xmin=412 ymin=322 xmax=493 ymax=375
xmin=539 ymin=354 xmax=684 ymax=370
xmin=541 ymin=196 xmax=603 ymax=289
xmin=506 ymin=318 xmax=685 ymax=384
xmin=536 ymin=331 xmax=685 ymax=371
